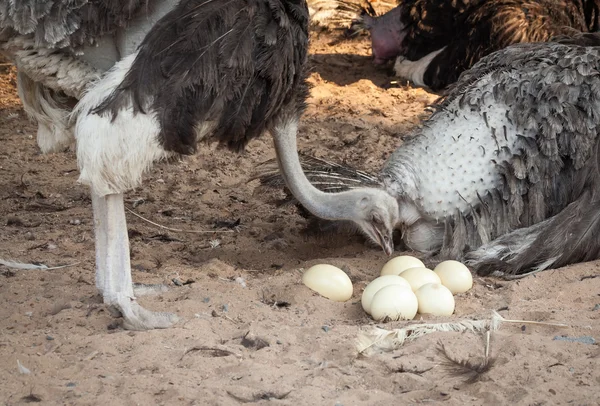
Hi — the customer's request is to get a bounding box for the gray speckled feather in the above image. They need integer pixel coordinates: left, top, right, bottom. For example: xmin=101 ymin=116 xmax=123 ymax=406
xmin=391 ymin=34 xmax=600 ymax=272
xmin=0 ymin=0 xmax=155 ymax=49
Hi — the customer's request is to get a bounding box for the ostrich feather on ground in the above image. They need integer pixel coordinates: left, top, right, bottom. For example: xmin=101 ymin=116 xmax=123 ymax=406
xmin=436 ymin=339 xmax=496 ymax=384
xmin=356 ymin=314 xmax=500 ymax=355
xmin=356 ymin=311 xmax=567 ymax=355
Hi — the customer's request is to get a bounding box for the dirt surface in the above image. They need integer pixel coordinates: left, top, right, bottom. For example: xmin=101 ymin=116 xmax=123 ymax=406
xmin=1 ymin=20 xmax=599 ymax=406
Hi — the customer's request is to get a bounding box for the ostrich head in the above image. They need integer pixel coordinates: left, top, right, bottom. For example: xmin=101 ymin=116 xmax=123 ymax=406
xmin=349 ymin=189 xmax=399 ymax=255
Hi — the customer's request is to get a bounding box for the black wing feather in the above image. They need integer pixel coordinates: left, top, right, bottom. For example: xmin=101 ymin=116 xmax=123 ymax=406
xmin=95 ymin=0 xmax=309 ymax=154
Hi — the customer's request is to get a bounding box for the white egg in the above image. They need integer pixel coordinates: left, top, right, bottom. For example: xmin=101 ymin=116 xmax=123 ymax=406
xmin=361 ymin=275 xmax=412 ymax=314
xmin=399 ymin=267 xmax=442 ymax=291
xmin=380 ymin=255 xmax=425 ymax=276
xmin=433 ymin=260 xmax=473 ymax=294
xmin=415 ymin=283 xmax=455 ymax=316
xmin=302 ymin=264 xmax=353 ymax=302
xmin=370 ymin=284 xmax=418 ymax=321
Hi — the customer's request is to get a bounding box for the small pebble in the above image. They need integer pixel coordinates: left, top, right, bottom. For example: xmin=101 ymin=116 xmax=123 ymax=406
xmin=66 ymin=382 xmax=76 ymax=388
xmin=276 ymin=340 xmax=282 ymax=345
xmin=202 ymin=297 xmax=210 ymax=303
xmin=235 ymin=277 xmax=247 ymax=288
xmin=592 ymin=304 xmax=600 ymax=311
xmin=553 ymin=336 xmax=596 ymax=345
xmin=24 ymin=232 xmax=35 ymax=241
xmin=322 ymin=325 xmax=331 ymax=333
xmin=222 ymin=304 xmax=229 ymax=312
xmin=24 ymin=312 xmax=33 ymax=317
xmin=46 ymin=335 xmax=54 ymax=341
xmin=69 ymin=219 xmax=81 ymax=225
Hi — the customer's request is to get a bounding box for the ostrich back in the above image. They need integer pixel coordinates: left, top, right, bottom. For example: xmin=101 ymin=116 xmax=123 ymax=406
xmin=383 ymin=32 xmax=600 ymax=254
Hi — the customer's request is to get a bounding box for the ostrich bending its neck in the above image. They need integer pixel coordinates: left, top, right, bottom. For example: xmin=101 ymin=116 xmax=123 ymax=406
xmin=273 ymin=121 xmax=398 ymax=255
xmin=1 ymin=0 xmax=396 ymax=329
xmin=263 ymin=32 xmax=600 ymax=277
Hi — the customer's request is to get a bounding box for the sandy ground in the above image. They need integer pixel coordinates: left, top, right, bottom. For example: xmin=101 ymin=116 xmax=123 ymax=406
xmin=1 ymin=18 xmax=599 ymax=406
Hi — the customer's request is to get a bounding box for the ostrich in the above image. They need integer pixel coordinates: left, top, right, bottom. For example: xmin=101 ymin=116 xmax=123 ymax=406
xmin=337 ymin=0 xmax=600 ymax=91
xmin=260 ymin=32 xmax=600 ymax=277
xmin=0 ymin=0 xmax=398 ymax=330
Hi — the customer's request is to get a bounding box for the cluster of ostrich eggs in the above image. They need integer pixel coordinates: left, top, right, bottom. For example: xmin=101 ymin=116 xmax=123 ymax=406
xmin=299 ymin=257 xmax=473 ymax=320
xmin=362 ymin=256 xmax=473 ymax=321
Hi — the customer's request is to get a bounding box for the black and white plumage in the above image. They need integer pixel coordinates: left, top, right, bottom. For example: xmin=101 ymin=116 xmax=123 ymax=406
xmin=344 ymin=0 xmax=600 ymax=91
xmin=261 ymin=32 xmax=600 ymax=277
xmin=2 ymin=0 xmax=400 ymax=329
xmin=0 ymin=0 xmax=302 ymax=330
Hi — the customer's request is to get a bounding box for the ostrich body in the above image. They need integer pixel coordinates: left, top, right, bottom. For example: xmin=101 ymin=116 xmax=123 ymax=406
xmin=262 ymin=32 xmax=600 ymax=277
xmin=347 ymin=0 xmax=600 ymax=90
xmin=1 ymin=0 xmax=399 ymax=329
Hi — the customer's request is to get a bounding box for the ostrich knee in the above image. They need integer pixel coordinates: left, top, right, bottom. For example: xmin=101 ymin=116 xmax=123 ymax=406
xmin=393 ymin=47 xmax=445 ymax=88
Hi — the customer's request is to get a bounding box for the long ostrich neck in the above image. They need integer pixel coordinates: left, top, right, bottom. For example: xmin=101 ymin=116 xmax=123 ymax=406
xmin=272 ymin=119 xmax=362 ymax=221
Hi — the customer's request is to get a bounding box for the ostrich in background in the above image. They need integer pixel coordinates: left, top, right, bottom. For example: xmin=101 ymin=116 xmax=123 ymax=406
xmin=311 ymin=0 xmax=600 ymax=91
xmin=260 ymin=32 xmax=600 ymax=278
xmin=0 ymin=0 xmax=399 ymax=330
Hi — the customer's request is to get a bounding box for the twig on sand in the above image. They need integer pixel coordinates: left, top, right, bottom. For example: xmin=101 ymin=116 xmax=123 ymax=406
xmin=0 ymin=259 xmax=80 ymax=271
xmin=226 ymin=391 xmax=291 ymax=403
xmin=180 ymin=345 xmax=242 ymax=360
xmin=125 ymin=207 xmax=234 ymax=234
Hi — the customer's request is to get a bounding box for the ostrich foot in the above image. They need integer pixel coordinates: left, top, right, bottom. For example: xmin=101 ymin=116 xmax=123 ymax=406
xmin=92 ymin=192 xmax=179 ymax=330
xmin=106 ymin=294 xmax=178 ymax=330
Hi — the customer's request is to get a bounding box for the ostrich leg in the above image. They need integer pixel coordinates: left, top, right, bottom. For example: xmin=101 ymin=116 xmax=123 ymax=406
xmin=91 ymin=192 xmax=178 ymax=330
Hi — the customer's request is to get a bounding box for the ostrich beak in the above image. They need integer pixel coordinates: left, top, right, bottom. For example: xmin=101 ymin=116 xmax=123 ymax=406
xmin=369 ymin=223 xmax=395 ymax=256
xmin=382 ymin=238 xmax=394 ymax=256
xmin=376 ymin=230 xmax=394 ymax=256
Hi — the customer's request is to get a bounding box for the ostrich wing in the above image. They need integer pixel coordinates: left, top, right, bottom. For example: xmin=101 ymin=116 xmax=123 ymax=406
xmin=0 ymin=0 xmax=155 ymax=49
xmin=420 ymin=32 xmax=600 ymax=260
xmin=92 ymin=0 xmax=309 ymax=154
xmin=256 ymin=154 xmax=383 ymax=193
